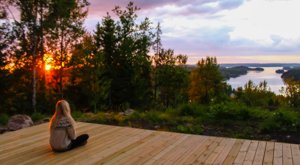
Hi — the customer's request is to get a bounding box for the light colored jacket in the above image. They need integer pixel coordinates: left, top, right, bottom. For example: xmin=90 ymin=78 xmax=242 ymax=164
xmin=50 ymin=117 xmax=76 ymax=151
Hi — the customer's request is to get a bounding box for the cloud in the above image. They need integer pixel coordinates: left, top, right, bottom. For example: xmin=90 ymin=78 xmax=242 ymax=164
xmin=87 ymin=0 xmax=246 ymax=18
xmin=84 ymin=0 xmax=300 ymax=63
xmin=270 ymin=35 xmax=282 ymax=46
xmin=219 ymin=0 xmax=244 ymax=10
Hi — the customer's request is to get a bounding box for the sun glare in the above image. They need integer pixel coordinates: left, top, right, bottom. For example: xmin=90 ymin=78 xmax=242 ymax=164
xmin=45 ymin=64 xmax=51 ymax=71
xmin=44 ymin=53 xmax=53 ymax=71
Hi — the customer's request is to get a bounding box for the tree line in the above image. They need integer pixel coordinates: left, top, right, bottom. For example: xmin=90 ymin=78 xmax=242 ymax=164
xmin=1 ymin=1 xmax=300 ymax=116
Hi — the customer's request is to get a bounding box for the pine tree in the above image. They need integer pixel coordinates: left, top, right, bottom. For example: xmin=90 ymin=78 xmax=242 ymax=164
xmin=46 ymin=0 xmax=89 ymax=98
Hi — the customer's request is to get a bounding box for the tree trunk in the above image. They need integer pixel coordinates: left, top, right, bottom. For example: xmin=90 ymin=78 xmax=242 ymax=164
xmin=59 ymin=28 xmax=64 ymax=99
xmin=40 ymin=1 xmax=46 ymax=94
xmin=32 ymin=0 xmax=38 ymax=113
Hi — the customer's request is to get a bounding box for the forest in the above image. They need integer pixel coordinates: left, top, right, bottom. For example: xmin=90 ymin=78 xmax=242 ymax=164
xmin=1 ymin=1 xmax=300 ymax=143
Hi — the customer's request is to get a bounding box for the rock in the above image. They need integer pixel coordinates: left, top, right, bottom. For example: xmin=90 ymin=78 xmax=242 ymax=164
xmin=124 ymin=109 xmax=135 ymax=116
xmin=118 ymin=112 xmax=125 ymax=116
xmin=7 ymin=114 xmax=33 ymax=131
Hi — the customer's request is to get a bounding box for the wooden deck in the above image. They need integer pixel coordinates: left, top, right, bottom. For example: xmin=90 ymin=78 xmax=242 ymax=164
xmin=0 ymin=122 xmax=300 ymax=165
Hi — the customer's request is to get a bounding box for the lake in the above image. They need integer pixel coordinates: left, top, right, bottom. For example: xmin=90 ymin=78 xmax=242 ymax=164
xmin=227 ymin=67 xmax=285 ymax=95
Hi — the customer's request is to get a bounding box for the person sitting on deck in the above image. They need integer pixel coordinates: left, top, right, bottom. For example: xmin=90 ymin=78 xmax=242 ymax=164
xmin=49 ymin=100 xmax=89 ymax=152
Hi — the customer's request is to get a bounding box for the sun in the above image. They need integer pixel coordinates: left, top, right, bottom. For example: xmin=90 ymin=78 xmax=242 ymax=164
xmin=45 ymin=64 xmax=51 ymax=71
xmin=44 ymin=53 xmax=53 ymax=71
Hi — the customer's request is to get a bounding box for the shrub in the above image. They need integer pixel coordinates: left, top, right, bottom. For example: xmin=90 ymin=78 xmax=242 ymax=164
xmin=95 ymin=112 xmax=108 ymax=123
xmin=143 ymin=111 xmax=162 ymax=125
xmin=209 ymin=102 xmax=250 ymax=121
xmin=31 ymin=112 xmax=47 ymax=122
xmin=260 ymin=110 xmax=299 ymax=133
xmin=177 ymin=103 xmax=207 ymax=116
xmin=72 ymin=111 xmax=85 ymax=120
xmin=175 ymin=124 xmax=203 ymax=134
xmin=0 ymin=114 xmax=9 ymax=126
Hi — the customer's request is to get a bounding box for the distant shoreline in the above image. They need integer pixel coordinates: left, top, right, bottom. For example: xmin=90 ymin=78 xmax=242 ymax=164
xmin=185 ymin=63 xmax=300 ymax=68
xmin=220 ymin=63 xmax=300 ymax=68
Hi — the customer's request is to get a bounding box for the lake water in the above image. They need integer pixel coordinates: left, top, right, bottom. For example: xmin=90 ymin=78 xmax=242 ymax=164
xmin=227 ymin=67 xmax=285 ymax=95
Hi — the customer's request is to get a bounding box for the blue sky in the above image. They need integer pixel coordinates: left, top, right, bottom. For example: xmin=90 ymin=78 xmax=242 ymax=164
xmin=86 ymin=0 xmax=300 ymax=64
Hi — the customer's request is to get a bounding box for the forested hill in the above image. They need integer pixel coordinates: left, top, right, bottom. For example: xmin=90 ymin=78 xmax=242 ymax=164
xmin=282 ymin=69 xmax=300 ymax=81
xmin=220 ymin=63 xmax=300 ymax=68
xmin=185 ymin=65 xmax=264 ymax=80
xmin=220 ymin=66 xmax=264 ymax=80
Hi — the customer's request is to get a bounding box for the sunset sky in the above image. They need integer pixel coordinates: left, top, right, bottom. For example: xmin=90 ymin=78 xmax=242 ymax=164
xmin=85 ymin=0 xmax=300 ymax=64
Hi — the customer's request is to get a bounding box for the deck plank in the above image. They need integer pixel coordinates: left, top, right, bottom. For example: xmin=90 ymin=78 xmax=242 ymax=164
xmin=192 ymin=137 xmax=223 ymax=164
xmin=223 ymin=139 xmax=243 ymax=165
xmin=263 ymin=142 xmax=275 ymax=165
xmin=0 ymin=122 xmax=299 ymax=165
xmin=212 ymin=138 xmax=236 ymax=165
xmin=282 ymin=143 xmax=293 ymax=165
xmin=233 ymin=140 xmax=251 ymax=164
xmin=291 ymin=144 xmax=300 ymax=165
xmin=243 ymin=140 xmax=259 ymax=165
xmin=204 ymin=137 xmax=229 ymax=164
xmin=143 ymin=134 xmax=190 ymax=165
xmin=102 ymin=132 xmax=183 ymax=165
xmin=175 ymin=136 xmax=217 ymax=164
xmin=274 ymin=143 xmax=283 ymax=165
xmin=253 ymin=141 xmax=266 ymax=165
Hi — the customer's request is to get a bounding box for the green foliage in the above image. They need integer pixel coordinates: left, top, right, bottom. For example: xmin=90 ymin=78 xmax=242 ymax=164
xmin=260 ymin=110 xmax=299 ymax=133
xmin=177 ymin=103 xmax=208 ymax=116
xmin=209 ymin=102 xmax=250 ymax=121
xmin=189 ymin=57 xmax=225 ymax=104
xmin=3 ymin=1 xmax=300 ymax=143
xmin=31 ymin=112 xmax=48 ymax=122
xmin=283 ymin=79 xmax=300 ymax=108
xmin=175 ymin=124 xmax=203 ymax=134
xmin=71 ymin=110 xmax=86 ymax=120
xmin=0 ymin=114 xmax=9 ymax=126
xmin=210 ymin=101 xmax=273 ymax=121
xmin=154 ymin=50 xmax=189 ymax=107
xmin=92 ymin=2 xmax=153 ymax=109
xmin=235 ymin=80 xmax=277 ymax=108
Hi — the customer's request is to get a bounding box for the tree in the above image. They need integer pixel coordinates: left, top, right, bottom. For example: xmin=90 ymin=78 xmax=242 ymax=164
xmin=152 ymin=22 xmax=163 ymax=101
xmin=189 ymin=57 xmax=225 ymax=104
xmin=154 ymin=49 xmax=189 ymax=107
xmin=153 ymin=22 xmax=162 ymax=63
xmin=96 ymin=2 xmax=153 ymax=109
xmin=283 ymin=79 xmax=300 ymax=108
xmin=0 ymin=1 xmax=14 ymax=113
xmin=94 ymin=17 xmax=117 ymax=108
xmin=235 ymin=80 xmax=276 ymax=108
xmin=66 ymin=34 xmax=107 ymax=112
xmin=46 ymin=0 xmax=89 ymax=98
xmin=13 ymin=0 xmax=44 ymax=113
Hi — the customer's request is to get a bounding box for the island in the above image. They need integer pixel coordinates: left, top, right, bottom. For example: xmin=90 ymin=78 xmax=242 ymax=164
xmin=275 ymin=69 xmax=285 ymax=74
xmin=220 ymin=66 xmax=264 ymax=80
xmin=281 ymin=68 xmax=300 ymax=81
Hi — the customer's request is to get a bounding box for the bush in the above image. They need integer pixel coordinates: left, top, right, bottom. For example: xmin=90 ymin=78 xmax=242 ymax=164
xmin=95 ymin=112 xmax=108 ymax=123
xmin=209 ymin=102 xmax=251 ymax=121
xmin=0 ymin=114 xmax=9 ymax=126
xmin=72 ymin=111 xmax=85 ymax=120
xmin=177 ymin=103 xmax=208 ymax=116
xmin=175 ymin=124 xmax=203 ymax=134
xmin=260 ymin=110 xmax=299 ymax=133
xmin=31 ymin=112 xmax=47 ymax=122
xmin=143 ymin=111 xmax=163 ymax=125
